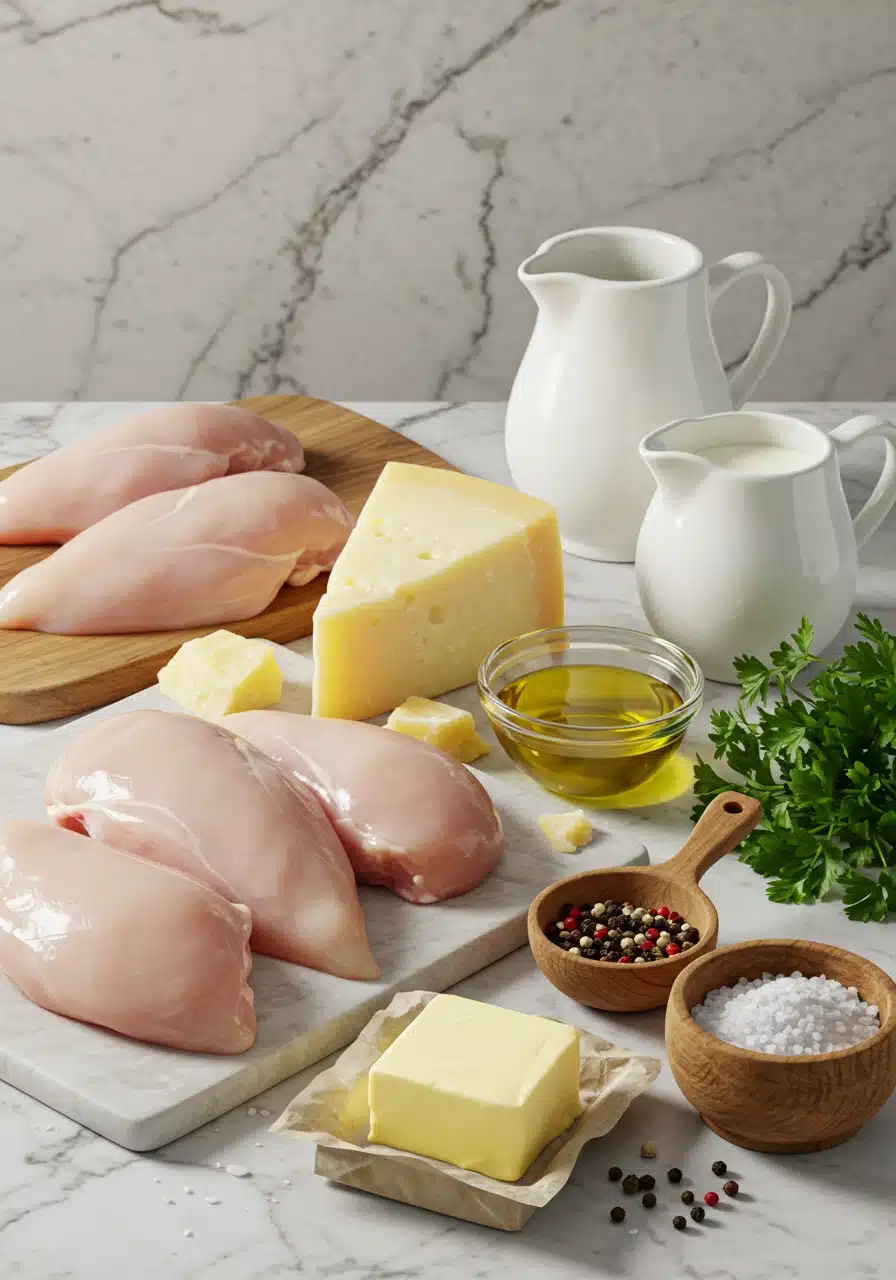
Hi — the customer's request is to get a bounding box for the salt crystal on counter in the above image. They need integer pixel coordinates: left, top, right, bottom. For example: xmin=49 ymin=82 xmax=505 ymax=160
xmin=691 ymin=970 xmax=880 ymax=1055
xmin=226 ymin=1164 xmax=251 ymax=1178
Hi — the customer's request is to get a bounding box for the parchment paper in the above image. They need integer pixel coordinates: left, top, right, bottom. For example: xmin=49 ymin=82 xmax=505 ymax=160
xmin=272 ymin=991 xmax=661 ymax=1228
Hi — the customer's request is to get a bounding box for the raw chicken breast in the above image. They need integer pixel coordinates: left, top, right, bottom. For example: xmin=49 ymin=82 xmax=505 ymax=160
xmin=0 ymin=820 xmax=255 ymax=1054
xmin=225 ymin=712 xmax=504 ymax=904
xmin=45 ymin=710 xmax=379 ymax=980
xmin=0 ymin=403 xmax=305 ymax=544
xmin=0 ymin=471 xmax=353 ymax=634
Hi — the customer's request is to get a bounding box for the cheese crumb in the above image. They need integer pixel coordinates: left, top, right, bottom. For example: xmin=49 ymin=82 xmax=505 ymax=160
xmin=386 ymin=696 xmax=489 ymax=764
xmin=158 ymin=630 xmax=282 ymax=719
xmin=538 ymin=810 xmax=594 ymax=854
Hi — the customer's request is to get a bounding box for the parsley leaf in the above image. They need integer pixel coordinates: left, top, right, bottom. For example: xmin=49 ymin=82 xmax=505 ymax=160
xmin=692 ymin=614 xmax=896 ymax=922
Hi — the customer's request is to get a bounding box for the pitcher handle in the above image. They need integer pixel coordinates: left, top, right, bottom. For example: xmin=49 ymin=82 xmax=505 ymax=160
xmin=707 ymin=252 xmax=792 ymax=408
xmin=830 ymin=414 xmax=896 ymax=548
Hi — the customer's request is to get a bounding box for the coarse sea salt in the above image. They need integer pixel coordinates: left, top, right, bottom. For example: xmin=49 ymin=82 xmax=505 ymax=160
xmin=691 ymin=970 xmax=880 ymax=1055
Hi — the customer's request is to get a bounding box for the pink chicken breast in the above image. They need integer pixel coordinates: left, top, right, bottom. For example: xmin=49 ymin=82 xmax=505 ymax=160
xmin=224 ymin=711 xmax=504 ymax=904
xmin=0 ymin=470 xmax=353 ymax=634
xmin=45 ymin=710 xmax=379 ymax=980
xmin=0 ymin=820 xmax=256 ymax=1054
xmin=0 ymin=402 xmax=305 ymax=545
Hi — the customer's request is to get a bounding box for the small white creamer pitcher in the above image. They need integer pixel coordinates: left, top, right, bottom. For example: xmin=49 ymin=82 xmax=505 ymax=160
xmin=636 ymin=410 xmax=896 ymax=682
xmin=505 ymin=226 xmax=791 ymax=562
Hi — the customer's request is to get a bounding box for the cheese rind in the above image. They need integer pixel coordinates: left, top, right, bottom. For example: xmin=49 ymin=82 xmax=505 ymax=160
xmin=385 ymin=696 xmax=489 ymax=764
xmin=312 ymin=463 xmax=563 ymax=721
xmin=157 ymin=630 xmax=282 ymax=719
xmin=538 ymin=810 xmax=594 ymax=854
xmin=367 ymin=993 xmax=582 ymax=1182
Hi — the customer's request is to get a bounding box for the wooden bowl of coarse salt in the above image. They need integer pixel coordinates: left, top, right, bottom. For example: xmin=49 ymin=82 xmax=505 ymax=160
xmin=666 ymin=939 xmax=896 ymax=1153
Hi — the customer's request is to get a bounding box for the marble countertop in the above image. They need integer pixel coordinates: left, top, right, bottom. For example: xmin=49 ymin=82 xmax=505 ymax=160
xmin=0 ymin=401 xmax=893 ymax=1279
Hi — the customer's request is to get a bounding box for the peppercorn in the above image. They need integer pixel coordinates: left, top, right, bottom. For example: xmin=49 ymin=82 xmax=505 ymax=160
xmin=639 ymin=1174 xmax=655 ymax=1191
xmin=641 ymin=1192 xmax=657 ymax=1209
xmin=704 ymin=1191 xmax=720 ymax=1207
xmin=711 ymin=1160 xmax=727 ymax=1176
xmin=680 ymin=1190 xmax=695 ymax=1205
xmin=667 ymin=1167 xmax=682 ymax=1183
xmin=690 ymin=1205 xmax=706 ymax=1223
xmin=618 ymin=955 xmax=633 ymax=964
xmin=723 ymin=1180 xmax=739 ymax=1197
xmin=640 ymin=1141 xmax=657 ymax=1159
xmin=622 ymin=1174 xmax=640 ymax=1195
xmin=672 ymin=1215 xmax=687 ymax=1231
xmin=609 ymin=1206 xmax=626 ymax=1224
xmin=607 ymin=1166 xmax=623 ymax=1182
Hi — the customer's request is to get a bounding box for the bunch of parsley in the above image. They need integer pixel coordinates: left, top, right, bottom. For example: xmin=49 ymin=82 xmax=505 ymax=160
xmin=692 ymin=613 xmax=896 ymax=921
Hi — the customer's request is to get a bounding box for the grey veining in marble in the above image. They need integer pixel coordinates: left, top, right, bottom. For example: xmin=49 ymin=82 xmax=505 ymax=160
xmin=0 ymin=402 xmax=892 ymax=1278
xmin=1 ymin=2 xmax=895 ymax=402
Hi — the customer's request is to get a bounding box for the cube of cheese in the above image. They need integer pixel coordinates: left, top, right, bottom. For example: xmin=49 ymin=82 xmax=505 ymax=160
xmin=385 ymin=696 xmax=489 ymax=764
xmin=312 ymin=463 xmax=563 ymax=721
xmin=367 ymin=994 xmax=582 ymax=1182
xmin=538 ymin=810 xmax=594 ymax=854
xmin=157 ymin=630 xmax=282 ymax=719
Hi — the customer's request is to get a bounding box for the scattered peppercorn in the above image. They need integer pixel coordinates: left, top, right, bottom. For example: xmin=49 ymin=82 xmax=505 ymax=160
xmin=711 ymin=1160 xmax=727 ymax=1176
xmin=641 ymin=1192 xmax=657 ymax=1209
xmin=723 ymin=1180 xmax=740 ymax=1197
xmin=704 ymin=1191 xmax=720 ymax=1207
xmin=610 ymin=1206 xmax=626 ymax=1224
xmin=690 ymin=1205 xmax=706 ymax=1224
xmin=680 ymin=1190 xmax=695 ymax=1205
xmin=667 ymin=1167 xmax=682 ymax=1183
xmin=608 ymin=1166 xmax=623 ymax=1182
xmin=639 ymin=1174 xmax=655 ymax=1191
xmin=672 ymin=1215 xmax=687 ymax=1231
xmin=640 ymin=1141 xmax=657 ymax=1159
xmin=622 ymin=1174 xmax=641 ymax=1194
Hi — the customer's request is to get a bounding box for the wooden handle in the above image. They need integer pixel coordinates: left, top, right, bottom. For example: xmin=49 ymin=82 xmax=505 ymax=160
xmin=664 ymin=791 xmax=762 ymax=885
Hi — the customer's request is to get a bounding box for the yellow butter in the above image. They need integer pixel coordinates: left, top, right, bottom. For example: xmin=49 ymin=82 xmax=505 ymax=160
xmin=385 ymin=696 xmax=489 ymax=764
xmin=157 ymin=629 xmax=282 ymax=719
xmin=312 ymin=463 xmax=563 ymax=721
xmin=367 ymin=993 xmax=582 ymax=1182
xmin=538 ymin=810 xmax=594 ymax=854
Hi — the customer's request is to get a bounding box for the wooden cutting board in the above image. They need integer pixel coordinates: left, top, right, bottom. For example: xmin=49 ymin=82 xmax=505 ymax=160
xmin=0 ymin=396 xmax=455 ymax=725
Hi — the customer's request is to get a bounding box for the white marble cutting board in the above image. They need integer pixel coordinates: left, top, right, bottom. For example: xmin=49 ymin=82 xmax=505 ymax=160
xmin=0 ymin=642 xmax=647 ymax=1152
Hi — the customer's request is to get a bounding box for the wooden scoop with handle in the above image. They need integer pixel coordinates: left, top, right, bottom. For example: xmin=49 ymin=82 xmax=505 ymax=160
xmin=528 ymin=792 xmax=763 ymax=1012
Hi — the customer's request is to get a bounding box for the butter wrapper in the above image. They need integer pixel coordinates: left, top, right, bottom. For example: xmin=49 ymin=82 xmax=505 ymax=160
xmin=271 ymin=990 xmax=661 ymax=1231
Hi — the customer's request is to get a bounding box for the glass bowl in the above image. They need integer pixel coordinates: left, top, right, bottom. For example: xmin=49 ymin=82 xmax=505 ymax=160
xmin=478 ymin=625 xmax=703 ymax=803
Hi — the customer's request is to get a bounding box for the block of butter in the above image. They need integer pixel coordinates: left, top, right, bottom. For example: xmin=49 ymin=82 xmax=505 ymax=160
xmin=538 ymin=810 xmax=594 ymax=854
xmin=367 ymin=993 xmax=583 ymax=1182
xmin=386 ymin=696 xmax=489 ymax=764
xmin=157 ymin=629 xmax=282 ymax=719
xmin=312 ymin=462 xmax=563 ymax=721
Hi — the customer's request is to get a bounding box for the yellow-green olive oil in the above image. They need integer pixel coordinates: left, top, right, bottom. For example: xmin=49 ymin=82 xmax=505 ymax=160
xmin=496 ymin=663 xmax=684 ymax=802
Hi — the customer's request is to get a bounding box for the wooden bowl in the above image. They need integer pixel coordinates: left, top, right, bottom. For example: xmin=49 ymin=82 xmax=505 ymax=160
xmin=666 ymin=939 xmax=896 ymax=1153
xmin=527 ymin=792 xmax=761 ymax=1012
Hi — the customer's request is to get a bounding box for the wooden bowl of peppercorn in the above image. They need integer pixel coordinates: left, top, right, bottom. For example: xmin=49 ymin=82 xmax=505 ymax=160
xmin=666 ymin=938 xmax=896 ymax=1153
xmin=528 ymin=792 xmax=761 ymax=1012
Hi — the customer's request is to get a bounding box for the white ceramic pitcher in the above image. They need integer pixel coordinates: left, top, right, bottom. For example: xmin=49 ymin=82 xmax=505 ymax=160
xmin=505 ymin=226 xmax=792 ymax=562
xmin=635 ymin=409 xmax=896 ymax=683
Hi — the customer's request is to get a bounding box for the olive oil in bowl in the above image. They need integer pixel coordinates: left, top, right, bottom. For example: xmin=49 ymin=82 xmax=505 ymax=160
xmin=479 ymin=627 xmax=703 ymax=803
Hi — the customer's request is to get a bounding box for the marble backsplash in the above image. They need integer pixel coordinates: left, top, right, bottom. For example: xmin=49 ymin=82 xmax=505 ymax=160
xmin=2 ymin=0 xmax=894 ymax=402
